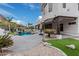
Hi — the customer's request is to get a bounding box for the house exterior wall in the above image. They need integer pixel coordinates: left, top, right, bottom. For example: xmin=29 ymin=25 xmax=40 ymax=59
xmin=59 ymin=18 xmax=78 ymax=36
xmin=42 ymin=3 xmax=59 ymax=21
xmin=41 ymin=3 xmax=79 ymax=36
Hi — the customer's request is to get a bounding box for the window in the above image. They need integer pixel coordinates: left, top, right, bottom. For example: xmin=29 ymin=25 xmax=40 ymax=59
xmin=63 ymin=3 xmax=66 ymax=8
xmin=68 ymin=22 xmax=76 ymax=25
xmin=48 ymin=3 xmax=52 ymax=12
xmin=60 ymin=24 xmax=63 ymax=31
xmin=78 ymin=3 xmax=79 ymax=11
xmin=41 ymin=3 xmax=47 ymax=15
xmin=43 ymin=9 xmax=45 ymax=15
xmin=43 ymin=3 xmax=47 ymax=8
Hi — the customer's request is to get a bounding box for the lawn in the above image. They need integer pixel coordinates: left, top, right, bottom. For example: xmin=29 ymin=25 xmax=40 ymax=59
xmin=47 ymin=38 xmax=79 ymax=56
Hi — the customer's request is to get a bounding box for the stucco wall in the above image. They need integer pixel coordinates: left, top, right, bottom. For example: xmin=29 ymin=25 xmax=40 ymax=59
xmin=41 ymin=3 xmax=79 ymax=36
xmin=42 ymin=3 xmax=58 ymax=21
xmin=59 ymin=18 xmax=78 ymax=36
xmin=57 ymin=3 xmax=79 ymax=35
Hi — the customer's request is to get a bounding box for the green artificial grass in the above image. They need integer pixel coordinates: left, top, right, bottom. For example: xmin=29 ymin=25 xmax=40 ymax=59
xmin=47 ymin=38 xmax=79 ymax=56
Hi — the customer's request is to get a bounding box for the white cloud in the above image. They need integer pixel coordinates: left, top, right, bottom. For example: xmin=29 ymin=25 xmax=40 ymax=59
xmin=0 ymin=8 xmax=25 ymax=25
xmin=0 ymin=8 xmax=17 ymax=19
xmin=38 ymin=16 xmax=42 ymax=19
xmin=16 ymin=20 xmax=21 ymax=24
xmin=23 ymin=3 xmax=39 ymax=10
xmin=35 ymin=16 xmax=42 ymax=25
xmin=11 ymin=19 xmax=26 ymax=25
xmin=29 ymin=4 xmax=35 ymax=9
xmin=11 ymin=19 xmax=21 ymax=24
xmin=0 ymin=3 xmax=15 ymax=9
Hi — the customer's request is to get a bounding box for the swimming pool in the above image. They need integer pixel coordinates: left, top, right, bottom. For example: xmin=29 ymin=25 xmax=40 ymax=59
xmin=17 ymin=32 xmax=32 ymax=36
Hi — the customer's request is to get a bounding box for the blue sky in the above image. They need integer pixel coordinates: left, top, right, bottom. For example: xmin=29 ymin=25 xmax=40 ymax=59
xmin=0 ymin=3 xmax=41 ymax=25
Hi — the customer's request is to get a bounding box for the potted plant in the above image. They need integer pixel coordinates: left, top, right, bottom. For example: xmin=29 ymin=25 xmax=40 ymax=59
xmin=44 ymin=29 xmax=56 ymax=37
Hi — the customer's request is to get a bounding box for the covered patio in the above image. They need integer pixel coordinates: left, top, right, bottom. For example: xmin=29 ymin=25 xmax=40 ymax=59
xmin=42 ymin=16 xmax=77 ymax=38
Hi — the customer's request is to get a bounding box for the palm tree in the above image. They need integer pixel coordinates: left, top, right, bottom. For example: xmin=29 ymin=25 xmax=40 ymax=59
xmin=6 ymin=17 xmax=13 ymax=32
xmin=11 ymin=22 xmax=17 ymax=32
xmin=27 ymin=23 xmax=34 ymax=32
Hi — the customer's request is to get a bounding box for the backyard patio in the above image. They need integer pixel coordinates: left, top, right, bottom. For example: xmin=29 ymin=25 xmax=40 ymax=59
xmin=0 ymin=33 xmax=66 ymax=56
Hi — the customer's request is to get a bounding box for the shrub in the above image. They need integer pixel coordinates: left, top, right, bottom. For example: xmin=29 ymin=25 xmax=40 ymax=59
xmin=0 ymin=34 xmax=13 ymax=55
xmin=8 ymin=32 xmax=16 ymax=35
xmin=44 ymin=29 xmax=57 ymax=37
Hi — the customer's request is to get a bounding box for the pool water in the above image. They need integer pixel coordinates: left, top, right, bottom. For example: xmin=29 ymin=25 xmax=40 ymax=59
xmin=17 ymin=32 xmax=32 ymax=36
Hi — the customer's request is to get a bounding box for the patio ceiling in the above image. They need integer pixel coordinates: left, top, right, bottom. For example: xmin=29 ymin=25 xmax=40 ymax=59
xmin=44 ymin=16 xmax=77 ymax=24
xmin=44 ymin=18 xmax=53 ymax=24
xmin=53 ymin=16 xmax=77 ymax=22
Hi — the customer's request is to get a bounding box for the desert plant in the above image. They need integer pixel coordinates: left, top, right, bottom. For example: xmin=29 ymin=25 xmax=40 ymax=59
xmin=0 ymin=34 xmax=13 ymax=55
xmin=44 ymin=29 xmax=57 ymax=37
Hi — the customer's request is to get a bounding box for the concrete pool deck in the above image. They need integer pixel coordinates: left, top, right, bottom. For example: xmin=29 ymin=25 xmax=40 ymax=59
xmin=2 ymin=33 xmax=66 ymax=56
xmin=6 ymin=43 xmax=66 ymax=56
xmin=8 ymin=34 xmax=43 ymax=52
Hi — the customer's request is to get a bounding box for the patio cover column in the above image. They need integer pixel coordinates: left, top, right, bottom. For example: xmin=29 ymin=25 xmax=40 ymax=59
xmin=53 ymin=17 xmax=60 ymax=34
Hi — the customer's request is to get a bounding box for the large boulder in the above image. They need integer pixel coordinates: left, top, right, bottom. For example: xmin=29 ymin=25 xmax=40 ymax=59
xmin=66 ymin=44 xmax=76 ymax=49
